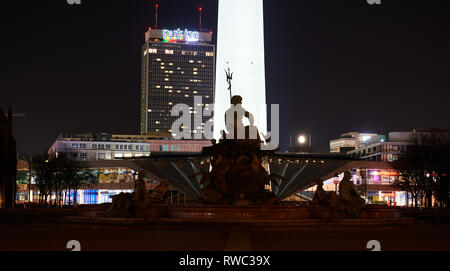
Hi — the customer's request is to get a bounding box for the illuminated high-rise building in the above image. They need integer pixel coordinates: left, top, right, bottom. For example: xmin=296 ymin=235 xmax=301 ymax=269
xmin=214 ymin=0 xmax=267 ymax=139
xmin=140 ymin=28 xmax=215 ymax=137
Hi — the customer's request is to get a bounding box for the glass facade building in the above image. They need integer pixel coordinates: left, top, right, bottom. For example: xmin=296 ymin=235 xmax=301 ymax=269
xmin=140 ymin=28 xmax=215 ymax=137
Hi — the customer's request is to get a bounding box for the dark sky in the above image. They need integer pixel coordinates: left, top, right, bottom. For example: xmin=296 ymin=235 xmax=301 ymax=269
xmin=1 ymin=0 xmax=449 ymax=155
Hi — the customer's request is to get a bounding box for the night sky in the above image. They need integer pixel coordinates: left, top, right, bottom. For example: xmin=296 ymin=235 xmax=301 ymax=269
xmin=1 ymin=0 xmax=449 ymax=155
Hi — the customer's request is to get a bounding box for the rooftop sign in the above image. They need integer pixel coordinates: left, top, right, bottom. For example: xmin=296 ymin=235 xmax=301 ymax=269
xmin=162 ymin=29 xmax=200 ymax=42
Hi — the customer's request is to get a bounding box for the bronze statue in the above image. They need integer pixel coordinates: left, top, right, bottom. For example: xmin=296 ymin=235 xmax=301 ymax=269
xmin=312 ymin=171 xmax=365 ymax=218
xmin=105 ymin=172 xmax=170 ymax=217
xmin=195 ymin=94 xmax=281 ymax=205
xmin=223 ymin=95 xmax=259 ymax=141
xmin=148 ymin=178 xmax=170 ymax=203
xmin=338 ymin=171 xmax=365 ymax=217
xmin=312 ymin=181 xmax=329 ymax=205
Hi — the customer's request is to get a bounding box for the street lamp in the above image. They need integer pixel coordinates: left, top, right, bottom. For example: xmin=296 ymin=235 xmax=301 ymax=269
xmin=298 ymin=135 xmax=306 ymax=145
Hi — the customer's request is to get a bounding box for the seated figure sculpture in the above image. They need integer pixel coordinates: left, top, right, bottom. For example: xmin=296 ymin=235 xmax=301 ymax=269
xmin=105 ymin=172 xmax=170 ymax=217
xmin=223 ymin=95 xmax=260 ymax=141
xmin=337 ymin=171 xmax=365 ymax=217
xmin=312 ymin=171 xmax=365 ymax=218
xmin=198 ymin=94 xmax=280 ymax=205
xmin=312 ymin=181 xmax=329 ymax=205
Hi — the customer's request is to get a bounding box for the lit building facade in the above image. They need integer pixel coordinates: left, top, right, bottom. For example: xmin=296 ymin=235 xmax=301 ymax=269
xmin=48 ymin=133 xmax=211 ymax=161
xmin=49 ymin=133 xmax=151 ymax=161
xmin=329 ymin=132 xmax=380 ymax=153
xmin=322 ymin=130 xmax=440 ymax=206
xmin=347 ymin=132 xmax=413 ymax=162
xmin=290 ymin=167 xmax=406 ymax=206
xmin=140 ymin=28 xmax=215 ymax=137
xmin=20 ymin=133 xmax=210 ymax=205
xmin=322 ymin=169 xmax=406 ymax=206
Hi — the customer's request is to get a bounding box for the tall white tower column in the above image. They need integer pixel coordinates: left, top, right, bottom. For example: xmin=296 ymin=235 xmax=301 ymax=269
xmin=213 ymin=0 xmax=267 ymax=139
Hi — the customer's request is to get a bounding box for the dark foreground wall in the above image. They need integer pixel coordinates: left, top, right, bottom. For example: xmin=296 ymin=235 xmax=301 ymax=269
xmin=0 ymin=106 xmax=17 ymax=208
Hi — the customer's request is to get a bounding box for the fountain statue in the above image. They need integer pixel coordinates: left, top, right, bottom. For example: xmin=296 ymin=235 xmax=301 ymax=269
xmin=190 ymin=69 xmax=283 ymax=205
xmin=312 ymin=171 xmax=365 ymax=218
xmin=105 ymin=172 xmax=170 ymax=217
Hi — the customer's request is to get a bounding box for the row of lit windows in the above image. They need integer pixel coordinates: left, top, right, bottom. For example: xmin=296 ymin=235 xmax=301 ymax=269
xmin=67 ymin=142 xmax=147 ymax=151
xmin=145 ymin=48 xmax=213 ymax=57
xmin=155 ymin=58 xmax=206 ymax=65
xmin=144 ymin=48 xmax=214 ymax=57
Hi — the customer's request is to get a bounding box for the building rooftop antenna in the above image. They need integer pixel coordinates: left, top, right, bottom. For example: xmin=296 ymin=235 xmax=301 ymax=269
xmin=154 ymin=3 xmax=159 ymax=29
xmin=198 ymin=6 xmax=203 ymax=32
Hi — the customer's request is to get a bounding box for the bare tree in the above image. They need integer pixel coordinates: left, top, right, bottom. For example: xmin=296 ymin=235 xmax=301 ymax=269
xmin=32 ymin=152 xmax=96 ymax=207
xmin=394 ymin=130 xmax=450 ymax=208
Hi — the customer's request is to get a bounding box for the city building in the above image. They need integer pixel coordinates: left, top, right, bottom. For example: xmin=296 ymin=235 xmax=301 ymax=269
xmin=140 ymin=28 xmax=215 ymax=137
xmin=48 ymin=133 xmax=211 ymax=161
xmin=324 ymin=131 xmax=413 ymax=205
xmin=329 ymin=132 xmax=380 ymax=153
xmin=19 ymin=133 xmax=211 ymax=205
xmin=321 ymin=129 xmax=450 ymax=206
xmin=49 ymin=133 xmax=152 ymax=161
xmin=347 ymin=132 xmax=413 ymax=162
xmin=291 ymin=166 xmax=406 ymax=206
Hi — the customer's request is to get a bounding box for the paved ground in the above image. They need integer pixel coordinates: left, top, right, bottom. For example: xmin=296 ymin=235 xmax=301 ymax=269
xmin=0 ymin=223 xmax=449 ymax=251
